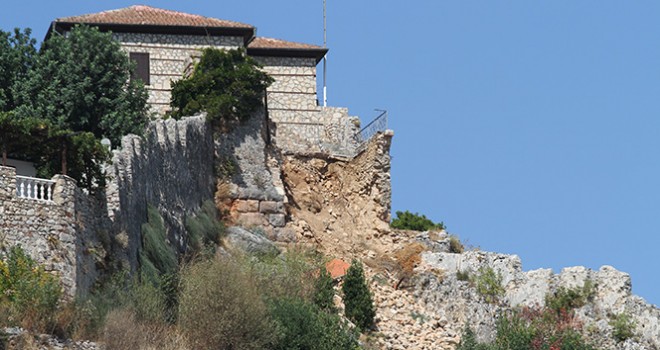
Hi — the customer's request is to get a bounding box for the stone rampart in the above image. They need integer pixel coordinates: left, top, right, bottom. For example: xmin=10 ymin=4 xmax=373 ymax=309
xmin=105 ymin=116 xmax=215 ymax=272
xmin=0 ymin=116 xmax=215 ymax=296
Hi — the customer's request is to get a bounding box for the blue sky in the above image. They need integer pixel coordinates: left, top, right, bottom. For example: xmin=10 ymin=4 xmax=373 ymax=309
xmin=2 ymin=1 xmax=658 ymax=306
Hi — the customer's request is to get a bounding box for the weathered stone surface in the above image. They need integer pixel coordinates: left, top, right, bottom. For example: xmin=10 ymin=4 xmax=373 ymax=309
xmin=235 ymin=199 xmax=259 ymax=213
xmin=260 ymin=200 xmax=283 ymax=214
xmin=222 ymin=226 xmax=280 ymax=256
xmin=415 ymin=247 xmax=660 ymax=350
xmin=268 ymin=214 xmax=286 ymax=227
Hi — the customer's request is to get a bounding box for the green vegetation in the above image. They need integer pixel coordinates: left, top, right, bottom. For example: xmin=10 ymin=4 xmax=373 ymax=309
xmin=170 ymin=48 xmax=273 ymax=127
xmin=140 ymin=206 xmax=177 ymax=278
xmin=178 ymin=257 xmax=277 ymax=349
xmin=0 ymin=246 xmax=61 ymax=332
xmin=610 ymin=312 xmax=636 ymax=343
xmin=391 ymin=210 xmax=445 ymax=231
xmin=15 ymin=25 xmax=148 ymax=146
xmin=184 ymin=200 xmax=225 ymax=255
xmin=0 ymin=28 xmax=36 ymax=113
xmin=313 ymin=266 xmax=336 ymax=312
xmin=269 ymin=298 xmax=358 ymax=350
xmin=545 ymin=280 xmax=596 ymax=315
xmin=0 ymin=25 xmax=147 ymax=190
xmin=473 ymin=266 xmax=505 ymax=304
xmin=457 ymin=307 xmax=599 ymax=350
xmin=342 ymin=260 xmax=376 ymax=330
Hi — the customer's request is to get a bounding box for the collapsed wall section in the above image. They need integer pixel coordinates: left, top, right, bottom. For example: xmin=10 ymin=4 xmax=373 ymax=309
xmin=280 ymin=131 xmax=393 ymax=255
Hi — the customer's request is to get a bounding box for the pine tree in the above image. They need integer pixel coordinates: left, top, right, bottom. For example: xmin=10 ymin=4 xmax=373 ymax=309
xmin=313 ymin=266 xmax=336 ymax=312
xmin=341 ymin=260 xmax=375 ymax=330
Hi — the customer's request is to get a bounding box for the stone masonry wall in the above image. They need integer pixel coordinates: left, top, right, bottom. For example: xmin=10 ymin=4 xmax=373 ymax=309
xmin=214 ymin=111 xmax=291 ymax=241
xmin=105 ymin=116 xmax=215 ymax=272
xmin=270 ymin=107 xmax=362 ymax=158
xmin=0 ymin=167 xmax=94 ymax=297
xmin=113 ymin=32 xmax=243 ymax=115
xmin=0 ymin=116 xmax=215 ymax=297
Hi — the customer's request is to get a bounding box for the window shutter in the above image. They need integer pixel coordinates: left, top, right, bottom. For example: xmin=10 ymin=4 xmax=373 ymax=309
xmin=129 ymin=52 xmax=150 ymax=85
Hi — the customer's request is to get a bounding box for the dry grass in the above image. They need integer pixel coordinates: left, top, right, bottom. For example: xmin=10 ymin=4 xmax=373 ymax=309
xmin=178 ymin=257 xmax=277 ymax=349
xmin=104 ymin=309 xmax=190 ymax=350
xmin=394 ymin=242 xmax=427 ymax=274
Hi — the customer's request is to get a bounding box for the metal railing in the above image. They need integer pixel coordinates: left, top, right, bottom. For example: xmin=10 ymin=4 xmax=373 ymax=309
xmin=16 ymin=176 xmax=55 ymax=201
xmin=355 ymin=110 xmax=388 ymax=153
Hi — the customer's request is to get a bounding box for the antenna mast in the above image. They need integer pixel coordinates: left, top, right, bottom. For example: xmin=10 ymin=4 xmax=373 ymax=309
xmin=323 ymin=0 xmax=327 ymax=107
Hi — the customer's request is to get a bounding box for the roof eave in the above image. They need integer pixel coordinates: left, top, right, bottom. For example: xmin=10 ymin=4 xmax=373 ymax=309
xmin=247 ymin=47 xmax=328 ymax=64
xmin=46 ymin=21 xmax=255 ymax=45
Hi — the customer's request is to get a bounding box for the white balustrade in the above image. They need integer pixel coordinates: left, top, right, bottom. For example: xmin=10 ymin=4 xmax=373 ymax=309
xmin=15 ymin=176 xmax=56 ymax=201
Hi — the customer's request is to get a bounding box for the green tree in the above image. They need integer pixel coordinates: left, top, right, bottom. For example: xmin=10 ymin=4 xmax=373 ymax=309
xmin=0 ymin=28 xmax=36 ymax=112
xmin=0 ymin=112 xmax=47 ymax=165
xmin=313 ymin=266 xmax=336 ymax=312
xmin=342 ymin=260 xmax=375 ymax=330
xmin=15 ymin=25 xmax=148 ymax=146
xmin=170 ymin=48 xmax=273 ymax=126
xmin=391 ymin=210 xmax=445 ymax=231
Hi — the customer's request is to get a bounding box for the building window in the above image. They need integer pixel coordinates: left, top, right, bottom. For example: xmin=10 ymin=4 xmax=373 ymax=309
xmin=129 ymin=52 xmax=150 ymax=85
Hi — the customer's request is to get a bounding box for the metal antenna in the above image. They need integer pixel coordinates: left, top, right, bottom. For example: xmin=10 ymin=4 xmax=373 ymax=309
xmin=323 ymin=0 xmax=327 ymax=107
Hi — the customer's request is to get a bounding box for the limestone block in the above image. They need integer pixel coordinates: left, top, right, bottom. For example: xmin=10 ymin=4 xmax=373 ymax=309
xmin=235 ymin=199 xmax=259 ymax=213
xmin=268 ymin=214 xmax=286 ymax=227
xmin=236 ymin=212 xmax=267 ymax=227
xmin=259 ymin=201 xmax=283 ymax=214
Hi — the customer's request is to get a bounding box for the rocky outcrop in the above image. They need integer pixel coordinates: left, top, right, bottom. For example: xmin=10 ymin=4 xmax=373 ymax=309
xmin=409 ymin=231 xmax=660 ymax=350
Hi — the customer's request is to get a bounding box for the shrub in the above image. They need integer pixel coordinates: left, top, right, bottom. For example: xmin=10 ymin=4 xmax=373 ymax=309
xmin=456 ymin=270 xmax=471 ymax=282
xmin=140 ymin=206 xmax=177 ymax=278
xmin=184 ymin=200 xmax=225 ymax=255
xmin=250 ymin=247 xmax=321 ymax=301
xmin=391 ymin=210 xmax=445 ymax=231
xmin=459 ymin=307 xmax=598 ymax=350
xmin=178 ymin=257 xmax=277 ymax=349
xmin=449 ymin=235 xmax=465 ymax=253
xmin=170 ymin=48 xmax=273 ymax=126
xmin=0 ymin=245 xmax=62 ymax=332
xmin=313 ymin=266 xmax=336 ymax=312
xmin=103 ymin=309 xmax=190 ymax=350
xmin=610 ymin=312 xmax=636 ymax=343
xmin=342 ymin=260 xmax=376 ymax=330
xmin=545 ymin=280 xmax=596 ymax=315
xmin=269 ymin=298 xmax=358 ymax=350
xmin=457 ymin=326 xmax=494 ymax=350
xmin=472 ymin=266 xmax=504 ymax=304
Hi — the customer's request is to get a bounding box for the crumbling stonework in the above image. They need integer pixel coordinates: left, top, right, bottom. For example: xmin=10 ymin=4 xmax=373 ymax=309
xmin=281 ymin=130 xmax=393 ymax=255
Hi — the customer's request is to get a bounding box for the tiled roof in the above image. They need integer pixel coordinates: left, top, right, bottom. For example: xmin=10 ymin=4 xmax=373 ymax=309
xmin=248 ymin=37 xmax=324 ymax=50
xmin=325 ymin=258 xmax=350 ymax=280
xmin=56 ymin=5 xmax=253 ymax=29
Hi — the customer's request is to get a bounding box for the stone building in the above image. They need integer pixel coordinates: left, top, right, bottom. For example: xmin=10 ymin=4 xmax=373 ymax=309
xmin=47 ymin=5 xmax=361 ymax=155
